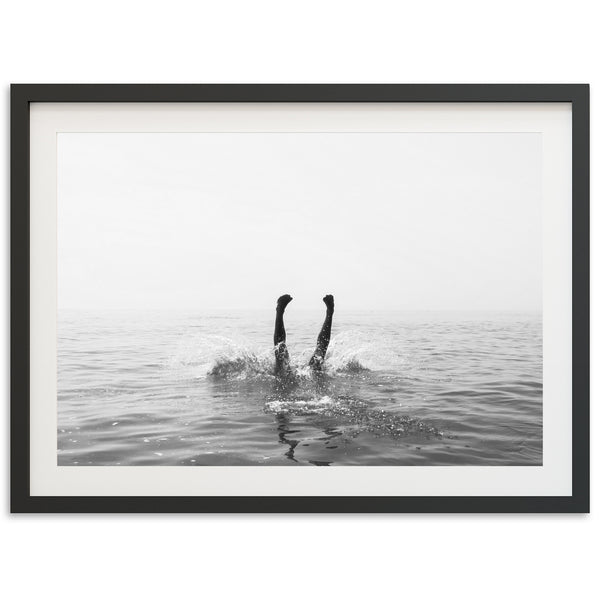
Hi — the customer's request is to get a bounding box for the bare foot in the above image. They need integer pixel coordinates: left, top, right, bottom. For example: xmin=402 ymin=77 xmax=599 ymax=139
xmin=323 ymin=294 xmax=334 ymax=312
xmin=277 ymin=294 xmax=293 ymax=310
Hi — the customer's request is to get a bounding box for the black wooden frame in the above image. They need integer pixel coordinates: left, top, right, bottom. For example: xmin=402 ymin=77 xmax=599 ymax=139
xmin=10 ymin=84 xmax=590 ymax=513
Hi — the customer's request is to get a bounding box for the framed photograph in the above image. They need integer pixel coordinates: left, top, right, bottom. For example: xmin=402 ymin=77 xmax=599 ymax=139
xmin=11 ymin=84 xmax=589 ymax=513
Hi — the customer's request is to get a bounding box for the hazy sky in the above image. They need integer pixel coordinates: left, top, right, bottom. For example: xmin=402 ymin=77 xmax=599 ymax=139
xmin=58 ymin=132 xmax=541 ymax=311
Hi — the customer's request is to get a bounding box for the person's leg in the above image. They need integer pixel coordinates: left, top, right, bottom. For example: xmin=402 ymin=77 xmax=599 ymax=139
xmin=274 ymin=294 xmax=293 ymax=375
xmin=309 ymin=295 xmax=334 ymax=370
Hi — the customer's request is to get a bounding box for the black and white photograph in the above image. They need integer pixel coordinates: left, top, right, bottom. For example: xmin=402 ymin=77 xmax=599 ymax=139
xmin=3 ymin=0 xmax=596 ymax=594
xmin=57 ymin=130 xmax=543 ymax=467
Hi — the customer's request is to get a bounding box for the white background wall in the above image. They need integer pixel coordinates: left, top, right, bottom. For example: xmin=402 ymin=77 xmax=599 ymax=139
xmin=1 ymin=1 xmax=596 ymax=599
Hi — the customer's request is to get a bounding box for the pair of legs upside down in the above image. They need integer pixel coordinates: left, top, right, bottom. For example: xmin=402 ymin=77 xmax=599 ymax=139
xmin=274 ymin=294 xmax=334 ymax=376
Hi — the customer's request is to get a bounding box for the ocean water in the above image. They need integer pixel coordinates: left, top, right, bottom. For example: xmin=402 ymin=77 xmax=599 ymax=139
xmin=57 ymin=309 xmax=542 ymax=466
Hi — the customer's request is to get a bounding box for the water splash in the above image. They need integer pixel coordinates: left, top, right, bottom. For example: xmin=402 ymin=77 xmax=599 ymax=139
xmin=168 ymin=334 xmax=273 ymax=380
xmin=264 ymin=393 xmax=442 ymax=439
xmin=166 ymin=331 xmax=442 ymax=439
xmin=168 ymin=331 xmax=382 ymax=381
xmin=326 ymin=330 xmax=406 ymax=373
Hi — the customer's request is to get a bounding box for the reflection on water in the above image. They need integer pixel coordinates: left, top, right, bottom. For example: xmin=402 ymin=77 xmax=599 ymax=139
xmin=271 ymin=376 xmax=343 ymax=466
xmin=58 ymin=309 xmax=543 ymax=466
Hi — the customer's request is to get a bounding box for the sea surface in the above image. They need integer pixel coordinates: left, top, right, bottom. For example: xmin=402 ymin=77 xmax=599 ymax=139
xmin=58 ymin=310 xmax=543 ymax=466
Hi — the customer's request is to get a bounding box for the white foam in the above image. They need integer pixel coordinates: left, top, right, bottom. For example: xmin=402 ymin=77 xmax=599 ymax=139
xmin=265 ymin=394 xmax=338 ymax=415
